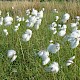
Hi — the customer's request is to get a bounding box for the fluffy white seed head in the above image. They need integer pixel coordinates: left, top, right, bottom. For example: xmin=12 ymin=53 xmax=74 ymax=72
xmin=31 ymin=8 xmax=38 ymax=16
xmin=58 ymin=30 xmax=66 ymax=37
xmin=4 ymin=12 xmax=13 ymax=23
xmin=62 ymin=13 xmax=70 ymax=23
xmin=66 ymin=56 xmax=75 ymax=66
xmin=47 ymin=43 xmax=60 ymax=53
xmin=42 ymin=57 xmax=50 ymax=65
xmin=11 ymin=55 xmax=17 ymax=62
xmin=69 ymin=56 xmax=75 ymax=60
xmin=53 ymin=9 xmax=58 ymax=13
xmin=68 ymin=30 xmax=80 ymax=48
xmin=46 ymin=62 xmax=59 ymax=73
xmin=38 ymin=50 xmax=49 ymax=57
xmin=55 ymin=16 xmax=59 ymax=21
xmin=7 ymin=50 xmax=16 ymax=58
xmin=0 ymin=10 xmax=2 ymax=15
xmin=66 ymin=60 xmax=74 ymax=66
xmin=22 ymin=33 xmax=30 ymax=42
xmin=25 ymin=29 xmax=32 ymax=36
xmin=3 ymin=29 xmax=8 ymax=36
xmin=38 ymin=50 xmax=50 ymax=65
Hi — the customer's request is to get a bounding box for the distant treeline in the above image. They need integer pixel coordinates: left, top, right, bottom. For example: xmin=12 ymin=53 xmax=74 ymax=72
xmin=0 ymin=0 xmax=79 ymax=2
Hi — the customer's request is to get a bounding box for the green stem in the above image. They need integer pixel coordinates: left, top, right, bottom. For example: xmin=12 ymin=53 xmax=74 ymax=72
xmin=17 ymin=32 xmax=25 ymax=61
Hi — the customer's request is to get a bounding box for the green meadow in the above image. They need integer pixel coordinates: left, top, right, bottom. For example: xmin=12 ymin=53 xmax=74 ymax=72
xmin=0 ymin=1 xmax=80 ymax=80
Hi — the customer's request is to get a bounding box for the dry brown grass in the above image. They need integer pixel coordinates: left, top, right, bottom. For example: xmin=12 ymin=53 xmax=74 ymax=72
xmin=0 ymin=1 xmax=80 ymax=16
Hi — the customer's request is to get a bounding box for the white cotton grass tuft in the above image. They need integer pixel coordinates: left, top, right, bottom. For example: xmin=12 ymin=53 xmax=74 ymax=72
xmin=14 ymin=23 xmax=20 ymax=32
xmin=45 ymin=62 xmax=59 ymax=73
xmin=49 ymin=22 xmax=57 ymax=34
xmin=16 ymin=16 xmax=21 ymax=22
xmin=58 ymin=24 xmax=67 ymax=37
xmin=26 ymin=15 xmax=37 ymax=27
xmin=26 ymin=9 xmax=31 ymax=15
xmin=68 ymin=30 xmax=80 ymax=49
xmin=31 ymin=8 xmax=38 ymax=16
xmin=16 ymin=16 xmax=25 ymax=22
xmin=70 ymin=39 xmax=79 ymax=49
xmin=58 ymin=24 xmax=62 ymax=28
xmin=75 ymin=16 xmax=80 ymax=22
xmin=66 ymin=56 xmax=75 ymax=66
xmin=38 ymin=50 xmax=49 ymax=58
xmin=7 ymin=50 xmax=16 ymax=58
xmin=3 ymin=29 xmax=8 ymax=36
xmin=53 ymin=9 xmax=58 ymax=13
xmin=37 ymin=8 xmax=44 ymax=19
xmin=50 ymin=22 xmax=57 ymax=30
xmin=4 ymin=12 xmax=13 ymax=26
xmin=61 ymin=13 xmax=70 ymax=23
xmin=70 ymin=22 xmax=78 ymax=31
xmin=0 ymin=10 xmax=2 ymax=16
xmin=58 ymin=30 xmax=66 ymax=37
xmin=22 ymin=29 xmax=32 ymax=42
xmin=0 ymin=18 xmax=3 ymax=26
xmin=43 ymin=57 xmax=50 ymax=66
xmin=26 ymin=8 xmax=44 ymax=29
xmin=7 ymin=50 xmax=17 ymax=62
xmin=12 ymin=6 xmax=14 ymax=10
xmin=55 ymin=16 xmax=59 ymax=21
xmin=49 ymin=40 xmax=53 ymax=43
xmin=47 ymin=43 xmax=60 ymax=53
xmin=38 ymin=50 xmax=50 ymax=65
xmin=11 ymin=55 xmax=17 ymax=62
xmin=0 ymin=11 xmax=3 ymax=26
xmin=34 ymin=18 xmax=42 ymax=30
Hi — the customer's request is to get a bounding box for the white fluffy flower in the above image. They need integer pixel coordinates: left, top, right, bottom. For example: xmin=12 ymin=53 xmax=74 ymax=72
xmin=16 ymin=16 xmax=21 ymax=22
xmin=37 ymin=9 xmax=44 ymax=19
xmin=11 ymin=55 xmax=17 ymax=62
xmin=75 ymin=16 xmax=80 ymax=22
xmin=0 ymin=17 xmax=3 ymax=26
xmin=31 ymin=8 xmax=38 ymax=16
xmin=49 ymin=22 xmax=57 ymax=34
xmin=26 ymin=9 xmax=30 ymax=15
xmin=46 ymin=62 xmax=59 ymax=73
xmin=55 ymin=16 xmax=59 ymax=21
xmin=50 ymin=22 xmax=57 ymax=28
xmin=14 ymin=23 xmax=20 ymax=32
xmin=42 ymin=57 xmax=50 ymax=65
xmin=4 ymin=12 xmax=13 ymax=26
xmin=0 ymin=10 xmax=2 ymax=16
xmin=58 ymin=30 xmax=66 ymax=37
xmin=66 ymin=56 xmax=75 ymax=66
xmin=27 ymin=16 xmax=37 ymax=27
xmin=71 ymin=23 xmax=78 ymax=31
xmin=7 ymin=50 xmax=17 ymax=62
xmin=58 ymin=24 xmax=67 ymax=36
xmin=38 ymin=50 xmax=49 ymax=58
xmin=47 ymin=43 xmax=60 ymax=53
xmin=34 ymin=19 xmax=42 ymax=30
xmin=62 ymin=13 xmax=70 ymax=23
xmin=38 ymin=50 xmax=50 ymax=65
xmin=49 ymin=40 xmax=53 ymax=43
xmin=53 ymin=9 xmax=58 ymax=13
xmin=22 ymin=29 xmax=32 ymax=42
xmin=3 ymin=29 xmax=8 ymax=36
xmin=68 ymin=30 xmax=80 ymax=49
xmin=7 ymin=50 xmax=16 ymax=58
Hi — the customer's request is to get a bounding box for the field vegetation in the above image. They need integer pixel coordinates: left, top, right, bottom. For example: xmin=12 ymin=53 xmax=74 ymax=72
xmin=0 ymin=1 xmax=80 ymax=80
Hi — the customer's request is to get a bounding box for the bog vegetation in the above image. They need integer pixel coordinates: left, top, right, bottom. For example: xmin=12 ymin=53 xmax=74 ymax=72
xmin=0 ymin=1 xmax=80 ymax=80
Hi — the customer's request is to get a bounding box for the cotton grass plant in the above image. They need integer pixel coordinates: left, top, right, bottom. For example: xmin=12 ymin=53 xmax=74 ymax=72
xmin=0 ymin=1 xmax=80 ymax=80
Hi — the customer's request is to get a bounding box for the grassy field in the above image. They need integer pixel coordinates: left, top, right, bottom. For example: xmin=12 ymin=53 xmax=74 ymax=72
xmin=0 ymin=1 xmax=80 ymax=80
